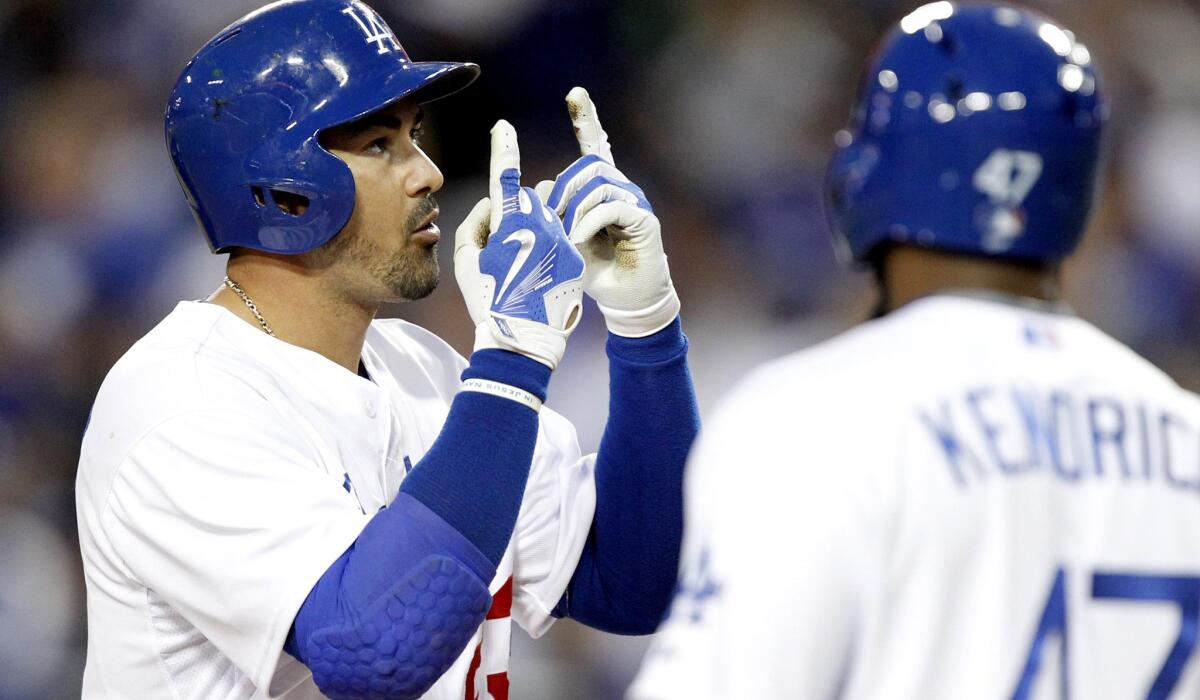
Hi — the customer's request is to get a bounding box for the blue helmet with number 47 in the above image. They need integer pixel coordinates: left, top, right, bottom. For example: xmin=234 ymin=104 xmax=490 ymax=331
xmin=166 ymin=0 xmax=479 ymax=254
xmin=825 ymin=2 xmax=1108 ymax=264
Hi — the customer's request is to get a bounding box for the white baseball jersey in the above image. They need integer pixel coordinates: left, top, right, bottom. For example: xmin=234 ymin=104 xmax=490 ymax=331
xmin=76 ymin=300 xmax=597 ymax=699
xmin=631 ymin=294 xmax=1200 ymax=699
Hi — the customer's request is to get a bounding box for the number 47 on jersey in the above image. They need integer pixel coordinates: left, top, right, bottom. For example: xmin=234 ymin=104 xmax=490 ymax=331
xmin=1013 ymin=567 xmax=1200 ymax=699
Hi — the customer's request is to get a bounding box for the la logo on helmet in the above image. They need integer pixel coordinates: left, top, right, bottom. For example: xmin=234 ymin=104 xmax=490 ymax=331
xmin=342 ymin=3 xmax=400 ymax=55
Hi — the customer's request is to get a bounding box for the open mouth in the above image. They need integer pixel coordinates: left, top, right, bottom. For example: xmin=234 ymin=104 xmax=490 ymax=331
xmin=410 ymin=210 xmax=440 ymax=245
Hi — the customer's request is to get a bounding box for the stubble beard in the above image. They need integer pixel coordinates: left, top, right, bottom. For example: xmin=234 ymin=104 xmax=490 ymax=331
xmin=318 ymin=196 xmax=440 ymax=302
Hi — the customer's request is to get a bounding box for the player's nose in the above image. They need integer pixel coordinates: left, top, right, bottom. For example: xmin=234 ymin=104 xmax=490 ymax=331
xmin=405 ymin=149 xmax=444 ymax=197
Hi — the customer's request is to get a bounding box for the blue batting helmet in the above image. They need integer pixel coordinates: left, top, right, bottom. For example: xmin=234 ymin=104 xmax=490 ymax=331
xmin=166 ymin=0 xmax=479 ymax=254
xmin=825 ymin=2 xmax=1108 ymax=264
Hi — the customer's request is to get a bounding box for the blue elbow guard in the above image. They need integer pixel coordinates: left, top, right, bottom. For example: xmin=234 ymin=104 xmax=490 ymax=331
xmin=306 ymin=556 xmax=490 ymax=699
xmin=297 ymin=493 xmax=495 ymax=699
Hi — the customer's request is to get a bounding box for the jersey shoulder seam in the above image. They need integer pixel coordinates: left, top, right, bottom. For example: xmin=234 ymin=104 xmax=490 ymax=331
xmin=96 ymin=402 xmax=276 ymax=528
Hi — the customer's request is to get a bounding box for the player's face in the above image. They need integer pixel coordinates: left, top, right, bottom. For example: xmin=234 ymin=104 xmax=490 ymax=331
xmin=316 ymin=100 xmax=444 ymax=303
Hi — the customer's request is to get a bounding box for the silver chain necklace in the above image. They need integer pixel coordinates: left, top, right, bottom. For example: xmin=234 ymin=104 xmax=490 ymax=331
xmin=223 ymin=276 xmax=275 ymax=336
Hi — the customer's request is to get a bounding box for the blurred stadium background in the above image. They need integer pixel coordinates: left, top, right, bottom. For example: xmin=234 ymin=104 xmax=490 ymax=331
xmin=1 ymin=0 xmax=1198 ymax=697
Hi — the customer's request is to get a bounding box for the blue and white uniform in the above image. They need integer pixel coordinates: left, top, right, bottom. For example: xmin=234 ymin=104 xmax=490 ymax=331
xmin=77 ymin=301 xmax=595 ymax=699
xmin=632 ymin=294 xmax=1200 ymax=699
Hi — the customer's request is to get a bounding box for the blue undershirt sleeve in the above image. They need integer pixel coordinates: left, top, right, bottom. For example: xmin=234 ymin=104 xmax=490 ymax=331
xmin=554 ymin=317 xmax=699 ymax=634
xmin=284 ymin=349 xmax=550 ymax=698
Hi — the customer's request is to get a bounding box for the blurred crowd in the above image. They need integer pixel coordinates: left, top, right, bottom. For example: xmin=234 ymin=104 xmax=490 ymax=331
xmin=0 ymin=0 xmax=1198 ymax=697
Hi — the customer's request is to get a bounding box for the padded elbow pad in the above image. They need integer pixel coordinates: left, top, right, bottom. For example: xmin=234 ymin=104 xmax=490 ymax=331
xmin=306 ymin=555 xmax=491 ymax=700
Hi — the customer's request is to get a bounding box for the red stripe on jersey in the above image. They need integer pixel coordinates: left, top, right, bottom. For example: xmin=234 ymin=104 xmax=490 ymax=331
xmin=464 ymin=645 xmax=511 ymax=700
xmin=464 ymin=645 xmax=482 ymax=700
xmin=487 ymin=577 xmax=513 ymax=620
xmin=487 ymin=671 xmax=509 ymax=700
xmin=465 ymin=577 xmax=514 ymax=699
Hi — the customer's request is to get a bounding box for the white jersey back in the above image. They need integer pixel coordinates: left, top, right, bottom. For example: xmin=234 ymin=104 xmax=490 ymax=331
xmin=631 ymin=294 xmax=1200 ymax=700
xmin=76 ymin=301 xmax=596 ymax=699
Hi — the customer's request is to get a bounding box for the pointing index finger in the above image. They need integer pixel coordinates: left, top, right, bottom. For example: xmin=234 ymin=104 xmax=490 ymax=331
xmin=489 ymin=119 xmax=521 ymax=229
xmin=566 ymin=87 xmax=614 ymax=164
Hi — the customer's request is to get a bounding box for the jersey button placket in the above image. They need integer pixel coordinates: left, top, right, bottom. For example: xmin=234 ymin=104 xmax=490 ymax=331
xmin=377 ymin=401 xmax=400 ymax=498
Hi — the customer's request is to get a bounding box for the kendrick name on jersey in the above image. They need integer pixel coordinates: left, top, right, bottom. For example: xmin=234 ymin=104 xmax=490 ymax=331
xmin=921 ymin=381 xmax=1199 ymax=492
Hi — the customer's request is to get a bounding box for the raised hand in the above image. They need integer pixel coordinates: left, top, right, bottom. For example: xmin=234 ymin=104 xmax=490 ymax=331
xmin=455 ymin=120 xmax=585 ymax=369
xmin=539 ymin=87 xmax=680 ymax=338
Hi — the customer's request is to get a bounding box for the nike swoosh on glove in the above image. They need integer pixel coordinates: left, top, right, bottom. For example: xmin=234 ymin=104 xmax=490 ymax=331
xmin=455 ymin=119 xmax=586 ymax=369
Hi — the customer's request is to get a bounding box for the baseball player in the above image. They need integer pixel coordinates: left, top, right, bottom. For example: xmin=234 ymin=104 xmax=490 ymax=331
xmin=631 ymin=3 xmax=1200 ymax=699
xmin=75 ymin=1 xmax=698 ymax=698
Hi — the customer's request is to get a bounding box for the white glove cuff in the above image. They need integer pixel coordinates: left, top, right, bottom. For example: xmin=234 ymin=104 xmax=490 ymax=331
xmin=473 ymin=318 xmax=569 ymax=370
xmin=599 ymin=285 xmax=681 ymax=338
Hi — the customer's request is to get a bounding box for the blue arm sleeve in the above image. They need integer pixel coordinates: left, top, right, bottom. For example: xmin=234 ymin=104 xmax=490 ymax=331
xmin=285 ymin=350 xmax=550 ymax=698
xmin=401 ymin=349 xmax=550 ymax=564
xmin=554 ymin=317 xmax=699 ymax=634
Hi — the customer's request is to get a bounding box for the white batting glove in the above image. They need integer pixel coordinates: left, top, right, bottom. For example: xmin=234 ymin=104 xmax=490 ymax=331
xmin=454 ymin=120 xmax=586 ymax=370
xmin=539 ymin=87 xmax=680 ymax=338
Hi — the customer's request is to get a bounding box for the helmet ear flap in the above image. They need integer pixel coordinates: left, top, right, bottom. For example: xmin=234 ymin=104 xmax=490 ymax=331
xmin=825 ymin=136 xmax=881 ymax=264
xmin=243 ymin=144 xmax=357 ymax=253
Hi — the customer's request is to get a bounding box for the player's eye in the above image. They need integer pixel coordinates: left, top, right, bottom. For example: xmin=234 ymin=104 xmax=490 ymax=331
xmin=410 ymin=126 xmax=424 ymax=146
xmin=364 ymin=137 xmax=388 ymax=155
